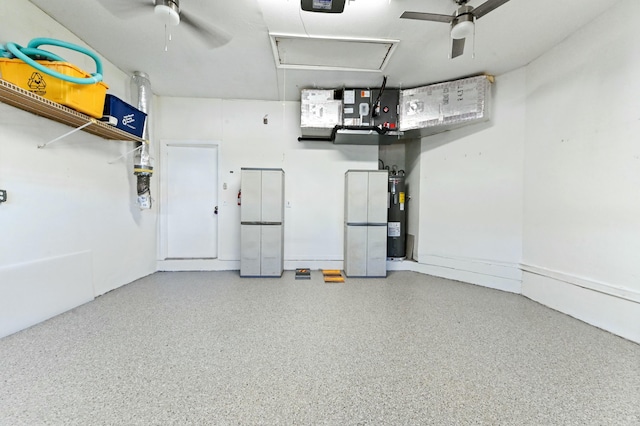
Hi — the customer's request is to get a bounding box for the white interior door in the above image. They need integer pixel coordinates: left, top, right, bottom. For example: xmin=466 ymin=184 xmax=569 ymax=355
xmin=166 ymin=144 xmax=218 ymax=259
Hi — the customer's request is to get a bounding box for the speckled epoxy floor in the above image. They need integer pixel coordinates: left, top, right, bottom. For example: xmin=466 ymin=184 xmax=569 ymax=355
xmin=0 ymin=271 xmax=638 ymax=425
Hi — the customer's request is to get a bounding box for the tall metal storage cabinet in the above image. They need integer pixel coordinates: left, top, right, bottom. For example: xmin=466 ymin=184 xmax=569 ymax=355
xmin=240 ymin=168 xmax=284 ymax=277
xmin=344 ymin=170 xmax=388 ymax=277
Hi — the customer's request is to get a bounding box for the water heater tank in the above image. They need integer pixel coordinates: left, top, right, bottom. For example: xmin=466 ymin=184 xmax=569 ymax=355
xmin=387 ymin=174 xmax=406 ymax=259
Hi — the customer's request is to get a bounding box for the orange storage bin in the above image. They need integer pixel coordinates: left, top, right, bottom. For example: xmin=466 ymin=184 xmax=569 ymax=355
xmin=0 ymin=58 xmax=108 ymax=118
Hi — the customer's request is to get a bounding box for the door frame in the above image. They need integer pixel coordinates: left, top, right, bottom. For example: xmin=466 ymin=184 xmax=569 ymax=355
xmin=158 ymin=139 xmax=221 ymax=260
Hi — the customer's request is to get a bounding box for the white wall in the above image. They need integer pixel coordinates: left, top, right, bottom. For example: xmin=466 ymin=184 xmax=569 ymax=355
xmin=379 ymin=143 xmax=406 ymax=174
xmin=411 ymin=70 xmax=526 ymax=293
xmin=155 ymin=97 xmax=378 ymax=270
xmin=0 ymin=0 xmax=157 ymax=338
xmin=522 ymin=0 xmax=640 ymax=343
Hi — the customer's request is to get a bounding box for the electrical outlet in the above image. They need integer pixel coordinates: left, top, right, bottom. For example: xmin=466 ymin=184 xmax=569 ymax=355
xmin=0 ymin=189 xmax=6 ymax=203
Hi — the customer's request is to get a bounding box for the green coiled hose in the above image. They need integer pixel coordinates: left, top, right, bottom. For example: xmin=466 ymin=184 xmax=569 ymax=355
xmin=2 ymin=37 xmax=103 ymax=85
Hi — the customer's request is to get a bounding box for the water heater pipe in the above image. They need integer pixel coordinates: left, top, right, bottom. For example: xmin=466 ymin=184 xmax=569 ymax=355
xmin=131 ymin=71 xmax=153 ymax=207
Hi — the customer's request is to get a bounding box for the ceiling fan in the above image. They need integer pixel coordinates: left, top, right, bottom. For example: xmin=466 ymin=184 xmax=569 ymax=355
xmin=96 ymin=0 xmax=232 ymax=49
xmin=400 ymin=0 xmax=511 ymax=59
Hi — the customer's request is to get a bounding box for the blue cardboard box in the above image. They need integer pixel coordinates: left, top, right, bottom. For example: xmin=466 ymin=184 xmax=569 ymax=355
xmin=102 ymin=94 xmax=147 ymax=137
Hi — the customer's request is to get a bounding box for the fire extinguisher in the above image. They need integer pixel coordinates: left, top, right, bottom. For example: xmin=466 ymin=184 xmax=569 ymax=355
xmin=237 ymin=189 xmax=241 ymax=206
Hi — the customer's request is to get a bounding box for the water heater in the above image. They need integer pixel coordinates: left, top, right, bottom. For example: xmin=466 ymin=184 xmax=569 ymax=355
xmin=387 ymin=173 xmax=406 ymax=259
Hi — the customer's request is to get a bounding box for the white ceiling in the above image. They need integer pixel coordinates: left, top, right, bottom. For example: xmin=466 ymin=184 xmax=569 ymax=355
xmin=28 ymin=0 xmax=621 ymax=101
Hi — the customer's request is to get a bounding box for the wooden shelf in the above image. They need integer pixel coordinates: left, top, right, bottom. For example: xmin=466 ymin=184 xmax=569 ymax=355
xmin=0 ymin=79 xmax=144 ymax=143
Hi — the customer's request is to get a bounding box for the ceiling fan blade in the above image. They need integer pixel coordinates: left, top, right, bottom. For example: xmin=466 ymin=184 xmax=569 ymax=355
xmin=96 ymin=0 xmax=154 ymax=18
xmin=451 ymin=38 xmax=465 ymax=59
xmin=472 ymin=0 xmax=511 ymax=19
xmin=180 ymin=10 xmax=233 ymax=49
xmin=400 ymin=11 xmax=453 ymax=24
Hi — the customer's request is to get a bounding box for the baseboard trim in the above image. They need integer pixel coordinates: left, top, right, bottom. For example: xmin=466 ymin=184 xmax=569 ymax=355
xmin=157 ymin=259 xmax=240 ymax=271
xmin=284 ymin=260 xmax=343 ymax=270
xmin=388 ymin=255 xmax=522 ymax=294
xmin=157 ymin=259 xmax=346 ymax=272
xmin=522 ymin=271 xmax=640 ymax=344
xmin=156 ymin=255 xmax=522 ymax=293
xmin=521 ymin=264 xmax=640 ymax=304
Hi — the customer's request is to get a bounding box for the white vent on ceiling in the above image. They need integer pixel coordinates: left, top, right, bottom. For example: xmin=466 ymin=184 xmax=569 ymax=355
xmin=269 ymin=33 xmax=398 ymax=72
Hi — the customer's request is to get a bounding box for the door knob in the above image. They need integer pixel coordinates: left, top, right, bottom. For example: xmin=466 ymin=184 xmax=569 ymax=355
xmin=214 ymin=206 xmax=218 ymax=215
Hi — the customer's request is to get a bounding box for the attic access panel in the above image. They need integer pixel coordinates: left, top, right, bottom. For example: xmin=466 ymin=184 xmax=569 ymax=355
xmin=270 ymin=34 xmax=398 ymax=71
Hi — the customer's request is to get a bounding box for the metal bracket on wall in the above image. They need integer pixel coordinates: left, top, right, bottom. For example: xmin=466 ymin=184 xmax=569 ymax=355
xmin=37 ymin=121 xmax=93 ymax=149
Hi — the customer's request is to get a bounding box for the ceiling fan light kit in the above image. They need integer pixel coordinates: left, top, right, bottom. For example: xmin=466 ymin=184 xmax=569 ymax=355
xmin=451 ymin=14 xmax=474 ymax=40
xmin=154 ymin=0 xmax=180 ymax=26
